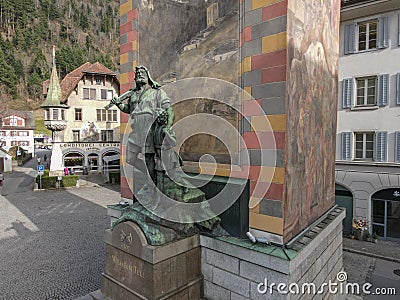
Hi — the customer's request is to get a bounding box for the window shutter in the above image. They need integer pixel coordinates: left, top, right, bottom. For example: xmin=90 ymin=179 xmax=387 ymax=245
xmin=378 ymin=16 xmax=390 ymax=49
xmin=342 ymin=132 xmax=352 ymax=160
xmin=398 ymin=14 xmax=400 ymax=46
xmin=342 ymin=78 xmax=354 ymax=108
xmin=375 ymin=131 xmax=388 ymax=162
xmin=395 ymin=132 xmax=400 ymax=162
xmin=377 ymin=74 xmax=389 ymax=106
xmin=344 ymin=23 xmax=356 ymax=54
xmin=397 ymin=73 xmax=400 ymax=105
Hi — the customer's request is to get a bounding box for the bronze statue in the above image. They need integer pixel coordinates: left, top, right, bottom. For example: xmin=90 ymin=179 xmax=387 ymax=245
xmin=107 ymin=66 xmax=224 ymax=245
xmin=108 ymin=66 xmax=176 ymax=186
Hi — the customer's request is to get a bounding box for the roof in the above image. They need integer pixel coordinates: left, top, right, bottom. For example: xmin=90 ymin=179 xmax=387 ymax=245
xmin=41 ymin=65 xmax=66 ymax=108
xmin=1 ymin=110 xmax=36 ymax=129
xmin=42 ymin=62 xmax=119 ymax=103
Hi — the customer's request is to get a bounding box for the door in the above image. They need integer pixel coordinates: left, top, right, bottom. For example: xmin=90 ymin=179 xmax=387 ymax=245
xmin=335 ymin=184 xmax=353 ymax=235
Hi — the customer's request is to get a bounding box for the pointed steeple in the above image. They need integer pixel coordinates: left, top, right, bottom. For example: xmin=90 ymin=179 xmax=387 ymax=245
xmin=41 ymin=45 xmax=68 ymax=108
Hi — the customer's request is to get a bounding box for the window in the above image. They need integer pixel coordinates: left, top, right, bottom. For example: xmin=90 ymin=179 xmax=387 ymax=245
xmin=107 ymin=110 xmax=117 ymax=122
xmin=97 ymin=109 xmax=117 ymax=122
xmin=356 ymin=77 xmax=376 ymax=106
xmin=95 ymin=76 xmax=103 ymax=85
xmin=342 ymin=74 xmax=389 ymax=108
xmin=342 ymin=131 xmax=387 ymax=161
xmin=11 ymin=131 xmax=17 ymax=136
xmin=61 ymin=110 xmax=65 ymax=120
xmin=75 ymin=109 xmax=82 ymax=121
xmin=17 ymin=119 xmax=22 ymax=126
xmin=355 ymin=133 xmax=374 ymax=160
xmin=358 ymin=20 xmax=378 ymax=51
xmin=0 ymin=131 xmax=5 ymax=136
xmin=344 ymin=17 xmax=389 ymax=54
xmin=11 ymin=141 xmax=18 ymax=146
xmin=72 ymin=130 xmax=80 ymax=142
xmin=18 ymin=141 xmax=29 ymax=146
xmin=52 ymin=109 xmax=59 ymax=120
xmin=45 ymin=109 xmax=50 ymax=120
xmin=18 ymin=131 xmax=28 ymax=136
xmin=101 ymin=130 xmax=113 ymax=142
xmin=83 ymin=88 xmax=96 ymax=100
xmin=101 ymin=89 xmax=114 ymax=100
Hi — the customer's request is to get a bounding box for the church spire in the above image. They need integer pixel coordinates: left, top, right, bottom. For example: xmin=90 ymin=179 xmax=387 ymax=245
xmin=41 ymin=45 xmax=67 ymax=108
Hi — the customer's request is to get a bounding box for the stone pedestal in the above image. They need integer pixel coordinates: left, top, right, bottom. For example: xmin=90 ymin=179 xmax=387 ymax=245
xmin=101 ymin=222 xmax=203 ymax=300
xmin=49 ymin=142 xmax=64 ymax=176
xmin=201 ymin=207 xmax=345 ymax=300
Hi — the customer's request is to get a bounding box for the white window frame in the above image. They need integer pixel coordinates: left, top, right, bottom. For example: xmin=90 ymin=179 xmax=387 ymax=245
xmin=83 ymin=88 xmax=97 ymax=100
xmin=356 ymin=76 xmax=377 ymax=106
xmin=75 ymin=108 xmax=82 ymax=121
xmin=354 ymin=132 xmax=375 ymax=161
xmin=72 ymin=130 xmax=80 ymax=142
xmin=357 ymin=19 xmax=378 ymax=52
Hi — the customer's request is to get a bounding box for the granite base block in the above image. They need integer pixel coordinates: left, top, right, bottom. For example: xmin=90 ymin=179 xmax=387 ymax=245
xmin=200 ymin=208 xmax=345 ymax=300
xmin=101 ymin=222 xmax=203 ymax=300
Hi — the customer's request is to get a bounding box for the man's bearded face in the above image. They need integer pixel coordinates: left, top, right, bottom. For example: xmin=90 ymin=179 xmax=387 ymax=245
xmin=135 ymin=68 xmax=149 ymax=85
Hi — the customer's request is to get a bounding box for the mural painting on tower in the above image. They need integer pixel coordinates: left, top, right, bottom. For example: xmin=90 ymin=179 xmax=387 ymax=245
xmin=138 ymin=0 xmax=239 ymax=164
xmin=284 ymin=0 xmax=340 ymax=243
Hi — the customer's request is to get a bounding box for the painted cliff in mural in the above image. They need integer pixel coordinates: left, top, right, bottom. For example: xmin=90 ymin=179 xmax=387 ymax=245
xmin=284 ymin=0 xmax=340 ymax=243
xmin=138 ymin=0 xmax=239 ymax=164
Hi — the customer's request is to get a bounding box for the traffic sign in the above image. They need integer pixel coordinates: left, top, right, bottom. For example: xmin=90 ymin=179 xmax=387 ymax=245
xmin=37 ymin=165 xmax=44 ymax=171
xmin=38 ymin=171 xmax=44 ymax=176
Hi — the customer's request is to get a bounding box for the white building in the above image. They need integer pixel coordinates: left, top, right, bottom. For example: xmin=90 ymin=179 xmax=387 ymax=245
xmin=42 ymin=61 xmax=121 ymax=174
xmin=0 ymin=148 xmax=12 ymax=172
xmin=336 ymin=0 xmax=400 ymax=240
xmin=0 ymin=110 xmax=35 ymax=154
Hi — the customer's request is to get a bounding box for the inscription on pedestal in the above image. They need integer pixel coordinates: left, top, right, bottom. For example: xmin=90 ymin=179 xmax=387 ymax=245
xmin=111 ymin=254 xmax=145 ymax=279
xmin=102 ymin=222 xmax=203 ymax=300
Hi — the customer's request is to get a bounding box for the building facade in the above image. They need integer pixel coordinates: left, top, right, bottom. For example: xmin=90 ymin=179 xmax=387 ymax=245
xmin=336 ymin=0 xmax=400 ymax=240
xmin=0 ymin=110 xmax=35 ymax=154
xmin=43 ymin=62 xmax=121 ymax=173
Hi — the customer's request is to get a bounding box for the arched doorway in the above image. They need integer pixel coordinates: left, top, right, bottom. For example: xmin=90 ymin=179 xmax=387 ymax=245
xmin=88 ymin=153 xmax=99 ymax=172
xmin=372 ymin=189 xmax=400 ymax=240
xmin=102 ymin=151 xmax=120 ymax=173
xmin=335 ymin=184 xmax=353 ymax=235
xmin=63 ymin=152 xmax=84 ymax=173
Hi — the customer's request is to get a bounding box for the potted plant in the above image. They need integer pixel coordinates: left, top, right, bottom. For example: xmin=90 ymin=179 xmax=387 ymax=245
xmin=372 ymin=232 xmax=378 ymax=243
xmin=352 ymin=219 xmax=368 ymax=241
xmin=365 ymin=231 xmax=371 ymax=242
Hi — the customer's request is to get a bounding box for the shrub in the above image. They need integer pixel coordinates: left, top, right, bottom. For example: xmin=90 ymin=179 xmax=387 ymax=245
xmin=36 ymin=174 xmax=79 ymax=189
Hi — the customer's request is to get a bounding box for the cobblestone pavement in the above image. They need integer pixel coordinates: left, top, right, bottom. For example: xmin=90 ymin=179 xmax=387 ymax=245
xmin=0 ymin=179 xmax=120 ymax=300
xmin=343 ymin=251 xmax=376 ymax=289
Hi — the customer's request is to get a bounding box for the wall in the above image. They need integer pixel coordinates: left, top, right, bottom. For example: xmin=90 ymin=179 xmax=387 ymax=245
xmin=63 ymin=76 xmax=120 ymax=142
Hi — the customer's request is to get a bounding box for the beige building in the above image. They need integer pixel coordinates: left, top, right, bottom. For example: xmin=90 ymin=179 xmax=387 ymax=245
xmin=43 ymin=62 xmax=121 ymax=173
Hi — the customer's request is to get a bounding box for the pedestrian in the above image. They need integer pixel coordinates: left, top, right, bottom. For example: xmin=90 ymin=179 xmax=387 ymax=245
xmin=37 ymin=157 xmax=41 ymax=164
xmin=44 ymin=154 xmax=47 ymax=162
xmin=64 ymin=167 xmax=68 ymax=176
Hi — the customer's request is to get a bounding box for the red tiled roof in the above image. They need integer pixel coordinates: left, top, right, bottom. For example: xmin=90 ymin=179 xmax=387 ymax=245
xmin=60 ymin=62 xmax=92 ymax=103
xmin=83 ymin=62 xmax=116 ymax=75
xmin=41 ymin=62 xmax=119 ymax=103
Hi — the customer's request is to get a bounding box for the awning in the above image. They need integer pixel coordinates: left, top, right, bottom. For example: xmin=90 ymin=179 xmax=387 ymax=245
xmin=103 ymin=154 xmax=120 ymax=163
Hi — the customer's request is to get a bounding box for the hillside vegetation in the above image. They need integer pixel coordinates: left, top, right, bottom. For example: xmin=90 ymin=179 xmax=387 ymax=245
xmin=0 ymin=0 xmax=119 ymax=110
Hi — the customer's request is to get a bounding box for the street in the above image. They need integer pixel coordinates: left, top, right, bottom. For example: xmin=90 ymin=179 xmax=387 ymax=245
xmin=0 ymin=157 xmax=120 ymax=300
xmin=1 ymin=157 xmax=399 ymax=300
